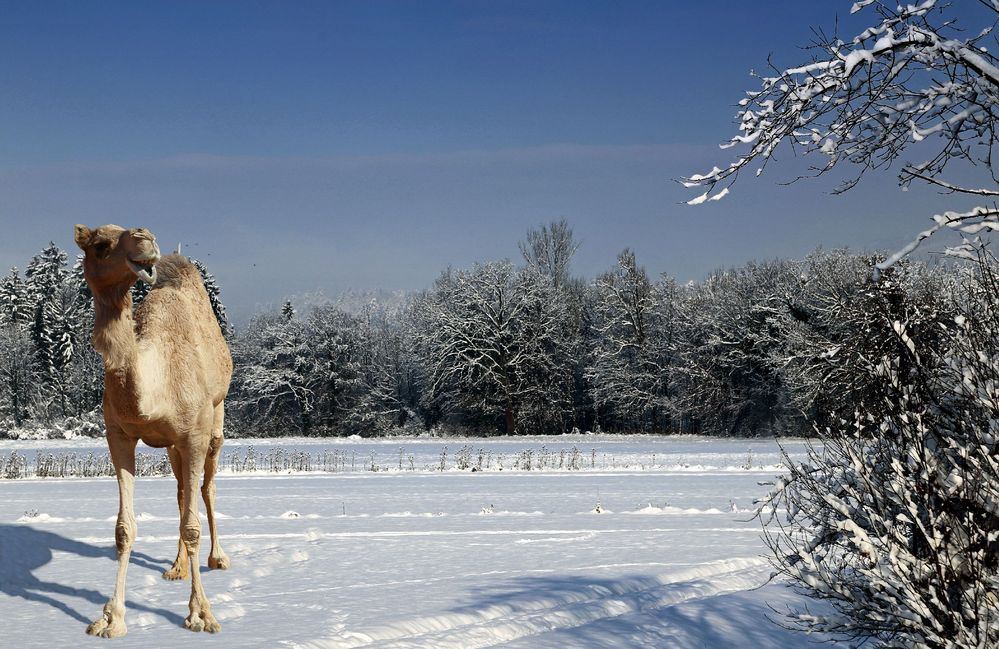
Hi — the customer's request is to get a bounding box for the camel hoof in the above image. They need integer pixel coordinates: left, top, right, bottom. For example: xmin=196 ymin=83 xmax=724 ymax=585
xmin=208 ymin=552 xmax=230 ymax=570
xmin=162 ymin=565 xmax=188 ymax=580
xmin=86 ymin=618 xmax=127 ymax=638
xmin=185 ymin=612 xmax=221 ymax=633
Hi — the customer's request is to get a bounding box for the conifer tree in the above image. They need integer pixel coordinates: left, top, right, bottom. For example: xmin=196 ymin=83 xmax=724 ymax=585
xmin=192 ymin=258 xmax=232 ymax=337
xmin=0 ymin=268 xmax=30 ymax=327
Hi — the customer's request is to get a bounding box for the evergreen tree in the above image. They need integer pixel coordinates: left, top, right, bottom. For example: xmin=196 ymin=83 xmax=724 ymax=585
xmin=0 ymin=267 xmax=33 ymax=427
xmin=25 ymin=243 xmax=68 ymax=305
xmin=65 ymin=258 xmax=102 ymax=416
xmin=192 ymin=258 xmax=231 ymax=337
xmin=0 ymin=324 xmax=34 ymax=426
xmin=229 ymin=311 xmax=313 ymax=435
xmin=0 ymin=268 xmax=30 ymax=327
xmin=24 ymin=244 xmax=73 ymax=420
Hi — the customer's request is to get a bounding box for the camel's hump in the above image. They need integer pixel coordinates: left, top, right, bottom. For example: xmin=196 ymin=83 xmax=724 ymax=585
xmin=151 ymin=254 xmax=202 ymax=289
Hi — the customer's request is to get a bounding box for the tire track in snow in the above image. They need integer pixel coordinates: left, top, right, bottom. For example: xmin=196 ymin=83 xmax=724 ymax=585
xmin=293 ymin=558 xmax=770 ymax=649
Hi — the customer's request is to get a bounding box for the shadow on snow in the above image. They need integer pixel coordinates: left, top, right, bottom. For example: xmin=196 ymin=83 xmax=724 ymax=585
xmin=444 ymin=571 xmax=822 ymax=648
xmin=0 ymin=523 xmax=185 ymax=628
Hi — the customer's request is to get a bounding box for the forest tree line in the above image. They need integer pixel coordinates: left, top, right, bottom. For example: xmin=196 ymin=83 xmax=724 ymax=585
xmin=0 ymin=221 xmax=968 ymax=438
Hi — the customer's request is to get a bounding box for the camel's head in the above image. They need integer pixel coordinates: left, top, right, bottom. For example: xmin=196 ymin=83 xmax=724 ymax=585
xmin=74 ymin=224 xmax=161 ymax=290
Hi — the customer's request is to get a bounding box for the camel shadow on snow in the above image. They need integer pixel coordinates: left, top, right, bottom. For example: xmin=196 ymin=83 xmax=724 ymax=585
xmin=0 ymin=523 xmax=185 ymax=627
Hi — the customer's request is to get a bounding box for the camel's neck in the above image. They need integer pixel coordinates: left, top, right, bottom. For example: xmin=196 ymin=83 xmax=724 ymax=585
xmin=92 ymin=285 xmax=139 ymax=373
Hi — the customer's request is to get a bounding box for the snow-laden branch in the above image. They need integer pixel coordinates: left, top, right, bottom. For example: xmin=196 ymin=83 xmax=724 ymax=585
xmin=902 ymin=167 xmax=999 ymax=195
xmin=874 ymin=205 xmax=999 ymax=276
xmin=684 ymin=1 xmax=999 ymax=268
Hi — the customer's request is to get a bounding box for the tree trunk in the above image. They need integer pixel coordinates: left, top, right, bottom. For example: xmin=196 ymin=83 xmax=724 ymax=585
xmin=505 ymin=402 xmax=516 ymax=435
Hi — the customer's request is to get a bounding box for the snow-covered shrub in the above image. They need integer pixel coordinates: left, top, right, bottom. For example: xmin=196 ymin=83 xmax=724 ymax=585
xmin=763 ymin=251 xmax=999 ymax=648
xmin=780 ymin=253 xmax=955 ymax=435
xmin=2 ymin=451 xmax=27 ymax=479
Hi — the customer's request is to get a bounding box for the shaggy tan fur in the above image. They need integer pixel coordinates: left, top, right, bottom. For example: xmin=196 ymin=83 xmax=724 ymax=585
xmin=74 ymin=224 xmax=233 ymax=637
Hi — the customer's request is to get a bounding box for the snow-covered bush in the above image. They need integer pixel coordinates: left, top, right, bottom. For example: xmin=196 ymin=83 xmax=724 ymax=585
xmin=779 ymin=252 xmax=955 ymax=434
xmin=762 ymin=250 xmax=999 ymax=648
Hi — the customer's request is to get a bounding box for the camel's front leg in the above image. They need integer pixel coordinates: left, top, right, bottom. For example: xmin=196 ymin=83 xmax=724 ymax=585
xmin=180 ymin=441 xmax=221 ymax=633
xmin=87 ymin=428 xmax=137 ymax=638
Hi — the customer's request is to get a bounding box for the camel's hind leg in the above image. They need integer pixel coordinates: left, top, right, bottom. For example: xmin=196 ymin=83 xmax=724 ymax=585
xmin=204 ymin=403 xmax=229 ymax=570
xmin=180 ymin=427 xmax=221 ymax=633
xmin=162 ymin=445 xmax=189 ymax=580
xmin=86 ymin=426 xmax=137 ymax=638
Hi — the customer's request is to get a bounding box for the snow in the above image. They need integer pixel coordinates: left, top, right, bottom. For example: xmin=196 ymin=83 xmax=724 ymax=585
xmin=0 ymin=436 xmax=834 ymax=647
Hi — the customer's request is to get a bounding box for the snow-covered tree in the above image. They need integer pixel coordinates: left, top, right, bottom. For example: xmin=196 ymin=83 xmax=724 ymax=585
xmin=229 ymin=311 xmax=314 ymax=435
xmin=685 ymin=1 xmax=999 ymax=269
xmin=0 ymin=268 xmax=30 ymax=327
xmin=24 ymin=243 xmax=68 ymax=304
xmin=301 ymin=306 xmax=369 ymax=434
xmin=779 ymin=250 xmax=954 ymax=432
xmin=586 ymin=250 xmax=679 ymax=432
xmin=519 ymin=218 xmax=580 ymax=290
xmin=358 ymin=300 xmax=422 ymax=431
xmin=130 ymin=275 xmax=150 ymax=306
xmin=415 ymin=261 xmax=575 ymax=435
xmin=228 ymin=299 xmax=418 ymax=437
xmin=0 ymin=267 xmax=34 ymax=427
xmin=192 ymin=258 xmax=231 ymax=338
xmin=774 ymin=250 xmax=878 ymax=420
xmin=673 ymin=260 xmax=800 ymax=436
xmin=68 ymin=256 xmax=103 ymax=417
xmin=24 ymin=244 xmax=79 ymax=420
xmin=520 ymin=220 xmax=594 ymax=431
xmin=684 ymin=5 xmax=999 ymax=643
xmin=0 ymin=319 xmax=34 ymax=427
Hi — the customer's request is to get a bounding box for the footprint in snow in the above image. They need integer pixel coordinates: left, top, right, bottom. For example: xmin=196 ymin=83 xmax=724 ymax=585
xmin=215 ymin=604 xmax=246 ymax=622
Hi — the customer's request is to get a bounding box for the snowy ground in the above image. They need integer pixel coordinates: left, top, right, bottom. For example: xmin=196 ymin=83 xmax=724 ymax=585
xmin=1 ymin=436 xmax=835 ymax=647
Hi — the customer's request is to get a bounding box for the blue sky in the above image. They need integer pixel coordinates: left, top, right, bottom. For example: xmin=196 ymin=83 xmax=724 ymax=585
xmin=0 ymin=1 xmax=982 ymax=322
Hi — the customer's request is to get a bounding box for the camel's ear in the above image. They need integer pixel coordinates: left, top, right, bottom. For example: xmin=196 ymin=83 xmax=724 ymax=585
xmin=74 ymin=224 xmax=92 ymax=250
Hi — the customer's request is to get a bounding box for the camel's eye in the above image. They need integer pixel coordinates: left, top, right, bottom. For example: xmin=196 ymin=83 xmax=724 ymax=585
xmin=94 ymin=241 xmax=111 ymax=258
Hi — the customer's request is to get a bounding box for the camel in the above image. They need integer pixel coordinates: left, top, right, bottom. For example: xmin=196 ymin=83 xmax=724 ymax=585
xmin=74 ymin=224 xmax=233 ymax=637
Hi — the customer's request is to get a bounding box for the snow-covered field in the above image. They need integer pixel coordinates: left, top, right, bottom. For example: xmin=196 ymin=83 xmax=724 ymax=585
xmin=1 ymin=436 xmax=834 ymax=647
